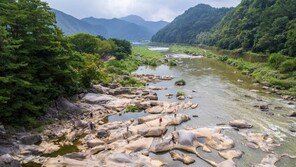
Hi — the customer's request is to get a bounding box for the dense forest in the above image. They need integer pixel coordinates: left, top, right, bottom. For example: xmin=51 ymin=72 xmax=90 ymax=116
xmin=197 ymin=0 xmax=296 ymax=56
xmin=0 ymin=0 xmax=133 ymax=125
xmin=151 ymin=4 xmax=231 ymax=44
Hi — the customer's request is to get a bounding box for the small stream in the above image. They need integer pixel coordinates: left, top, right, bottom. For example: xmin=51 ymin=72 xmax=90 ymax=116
xmin=128 ymin=47 xmax=296 ymax=166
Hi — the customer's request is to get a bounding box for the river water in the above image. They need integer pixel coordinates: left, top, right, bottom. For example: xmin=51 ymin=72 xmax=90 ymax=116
xmin=131 ymin=47 xmax=296 ymax=166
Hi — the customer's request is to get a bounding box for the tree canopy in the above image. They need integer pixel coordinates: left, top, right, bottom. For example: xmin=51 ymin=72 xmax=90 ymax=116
xmin=198 ymin=0 xmax=296 ymax=56
xmin=0 ymin=0 xmax=132 ymax=125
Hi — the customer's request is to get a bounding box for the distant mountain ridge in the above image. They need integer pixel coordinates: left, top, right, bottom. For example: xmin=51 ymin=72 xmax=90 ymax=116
xmin=81 ymin=17 xmax=151 ymax=41
xmin=52 ymin=9 xmax=168 ymax=41
xmin=120 ymin=15 xmax=169 ymax=35
xmin=53 ymin=9 xmax=107 ymax=36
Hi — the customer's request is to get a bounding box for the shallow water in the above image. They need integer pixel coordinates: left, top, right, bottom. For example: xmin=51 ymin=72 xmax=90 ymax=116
xmin=134 ymin=53 xmax=296 ymax=166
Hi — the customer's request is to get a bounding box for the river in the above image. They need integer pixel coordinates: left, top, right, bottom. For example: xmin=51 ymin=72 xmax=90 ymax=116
xmin=130 ymin=47 xmax=296 ymax=166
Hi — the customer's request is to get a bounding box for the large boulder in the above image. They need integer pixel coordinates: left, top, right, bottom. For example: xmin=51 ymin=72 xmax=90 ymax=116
xmin=138 ymin=127 xmax=167 ymax=137
xmin=178 ymin=130 xmax=196 ymax=146
xmin=0 ymin=154 xmax=20 ymax=167
xmin=96 ymin=129 xmax=110 ymax=139
xmin=229 ymin=120 xmax=253 ymax=129
xmin=82 ymin=93 xmax=116 ymax=104
xmin=20 ymin=134 xmax=42 ymax=145
xmin=289 ymin=111 xmax=296 ymax=117
xmin=170 ymin=151 xmax=195 ymax=165
xmin=86 ymin=139 xmax=104 ymax=148
xmin=64 ymin=152 xmax=87 ymax=160
xmin=56 ymin=97 xmax=81 ymax=113
xmin=110 ymin=87 xmax=131 ymax=95
xmin=289 ymin=123 xmax=296 ymax=132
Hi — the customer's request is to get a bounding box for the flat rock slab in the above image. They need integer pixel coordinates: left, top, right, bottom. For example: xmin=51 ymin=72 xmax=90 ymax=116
xmin=82 ymin=93 xmax=116 ymax=104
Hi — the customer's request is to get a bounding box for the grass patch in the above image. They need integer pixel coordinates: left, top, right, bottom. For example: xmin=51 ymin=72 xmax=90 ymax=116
xmin=125 ymin=105 xmax=140 ymax=113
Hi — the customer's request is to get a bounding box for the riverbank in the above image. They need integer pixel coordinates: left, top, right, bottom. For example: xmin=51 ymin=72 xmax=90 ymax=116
xmin=169 ymin=45 xmax=296 ymax=98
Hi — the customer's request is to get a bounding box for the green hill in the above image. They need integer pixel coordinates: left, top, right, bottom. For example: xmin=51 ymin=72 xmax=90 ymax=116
xmin=199 ymin=0 xmax=296 ymax=56
xmin=151 ymin=4 xmax=231 ymax=44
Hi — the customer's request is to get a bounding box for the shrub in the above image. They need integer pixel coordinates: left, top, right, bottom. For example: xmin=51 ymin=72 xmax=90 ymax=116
xmin=176 ymin=91 xmax=186 ymax=97
xmin=218 ymin=55 xmax=228 ymax=62
xmin=125 ymin=105 xmax=140 ymax=113
xmin=175 ymin=79 xmax=186 ymax=86
xmin=119 ymin=77 xmax=144 ymax=87
xmin=279 ymin=59 xmax=296 ymax=73
xmin=268 ymin=53 xmax=287 ymax=69
xmin=168 ymin=59 xmax=178 ymax=66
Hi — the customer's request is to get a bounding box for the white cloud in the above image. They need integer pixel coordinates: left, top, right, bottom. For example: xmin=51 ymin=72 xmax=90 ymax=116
xmin=43 ymin=0 xmax=241 ymax=21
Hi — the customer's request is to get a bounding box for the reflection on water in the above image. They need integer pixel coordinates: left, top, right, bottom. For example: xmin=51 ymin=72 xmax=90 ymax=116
xmin=134 ymin=56 xmax=296 ymax=167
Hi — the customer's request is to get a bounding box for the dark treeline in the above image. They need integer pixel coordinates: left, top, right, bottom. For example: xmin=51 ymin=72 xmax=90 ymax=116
xmin=0 ymin=0 xmax=131 ymax=125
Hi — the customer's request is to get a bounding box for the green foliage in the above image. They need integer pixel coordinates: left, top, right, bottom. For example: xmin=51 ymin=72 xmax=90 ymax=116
xmin=203 ymin=0 xmax=296 ymax=56
xmin=176 ymin=91 xmax=186 ymax=97
xmin=268 ymin=53 xmax=287 ymax=69
xmin=119 ymin=77 xmax=144 ymax=87
xmin=69 ymin=33 xmax=114 ymax=55
xmin=175 ymin=79 xmax=186 ymax=86
xmin=125 ymin=105 xmax=140 ymax=113
xmin=110 ymin=38 xmax=132 ymax=60
xmin=152 ymin=4 xmax=231 ymax=44
xmin=168 ymin=59 xmax=178 ymax=66
xmin=279 ymin=59 xmax=296 ymax=73
xmin=0 ymin=0 xmax=83 ymax=124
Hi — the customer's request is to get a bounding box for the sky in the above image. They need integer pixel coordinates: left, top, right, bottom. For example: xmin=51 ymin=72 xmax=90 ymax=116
xmin=43 ymin=0 xmax=241 ymax=22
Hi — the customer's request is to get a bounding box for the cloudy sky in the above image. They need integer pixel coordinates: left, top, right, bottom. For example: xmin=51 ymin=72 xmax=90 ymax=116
xmin=43 ymin=0 xmax=241 ymax=22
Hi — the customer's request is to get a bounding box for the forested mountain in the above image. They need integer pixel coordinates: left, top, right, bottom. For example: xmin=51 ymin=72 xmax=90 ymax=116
xmin=151 ymin=4 xmax=231 ymax=43
xmin=120 ymin=15 xmax=169 ymax=35
xmin=82 ymin=17 xmax=151 ymax=41
xmin=198 ymin=0 xmax=296 ymax=56
xmin=52 ymin=9 xmax=107 ymax=36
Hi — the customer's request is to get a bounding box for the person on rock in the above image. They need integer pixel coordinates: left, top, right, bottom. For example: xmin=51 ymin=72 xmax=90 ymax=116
xmin=89 ymin=122 xmax=95 ymax=131
xmin=159 ymin=117 xmax=163 ymax=126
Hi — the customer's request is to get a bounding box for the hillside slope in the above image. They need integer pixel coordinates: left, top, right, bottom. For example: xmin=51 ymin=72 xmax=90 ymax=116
xmin=151 ymin=4 xmax=231 ymax=44
xmin=200 ymin=0 xmax=296 ymax=56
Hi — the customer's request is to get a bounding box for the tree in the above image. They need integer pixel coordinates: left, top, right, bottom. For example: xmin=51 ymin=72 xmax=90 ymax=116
xmin=0 ymin=0 xmax=82 ymax=125
xmin=110 ymin=38 xmax=132 ymax=60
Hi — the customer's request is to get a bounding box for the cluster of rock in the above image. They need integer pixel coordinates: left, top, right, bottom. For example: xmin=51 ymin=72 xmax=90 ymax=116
xmin=132 ymin=74 xmax=174 ymax=83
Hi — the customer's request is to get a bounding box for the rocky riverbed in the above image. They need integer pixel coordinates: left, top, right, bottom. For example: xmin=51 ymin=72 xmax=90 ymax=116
xmin=0 ymin=54 xmax=296 ymax=167
xmin=1 ymin=72 xmax=295 ymax=167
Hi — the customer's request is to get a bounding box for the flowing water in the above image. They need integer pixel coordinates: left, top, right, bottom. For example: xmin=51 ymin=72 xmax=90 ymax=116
xmin=130 ymin=47 xmax=296 ymax=166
